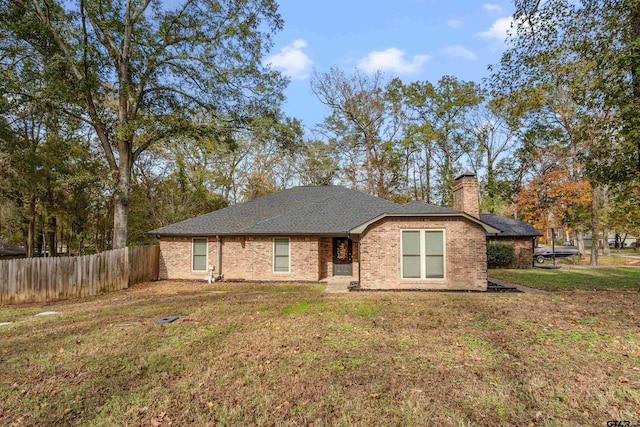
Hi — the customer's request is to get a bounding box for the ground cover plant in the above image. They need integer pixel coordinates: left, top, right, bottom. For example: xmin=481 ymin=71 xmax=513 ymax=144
xmin=490 ymin=267 xmax=640 ymax=291
xmin=1 ymin=281 xmax=640 ymax=426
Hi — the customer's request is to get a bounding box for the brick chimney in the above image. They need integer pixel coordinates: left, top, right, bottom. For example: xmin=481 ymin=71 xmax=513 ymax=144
xmin=453 ymin=172 xmax=479 ymax=218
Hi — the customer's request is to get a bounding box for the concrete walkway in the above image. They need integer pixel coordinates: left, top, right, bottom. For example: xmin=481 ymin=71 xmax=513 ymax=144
xmin=323 ymin=281 xmax=350 ymax=293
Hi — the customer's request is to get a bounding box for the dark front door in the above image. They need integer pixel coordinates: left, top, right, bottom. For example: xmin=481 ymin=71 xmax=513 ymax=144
xmin=332 ymin=237 xmax=353 ymax=276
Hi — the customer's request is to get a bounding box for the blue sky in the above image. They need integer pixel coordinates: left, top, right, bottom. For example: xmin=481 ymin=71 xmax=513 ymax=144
xmin=265 ymin=0 xmax=515 ymax=131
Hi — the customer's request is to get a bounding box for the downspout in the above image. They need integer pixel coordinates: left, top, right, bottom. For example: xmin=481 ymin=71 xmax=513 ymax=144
xmin=357 ymin=240 xmax=361 ymax=288
xmin=532 ymin=236 xmax=536 ymax=268
xmin=217 ymin=235 xmax=223 ymax=280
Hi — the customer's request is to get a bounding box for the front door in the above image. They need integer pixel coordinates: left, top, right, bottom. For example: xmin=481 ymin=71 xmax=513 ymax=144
xmin=332 ymin=237 xmax=353 ymax=276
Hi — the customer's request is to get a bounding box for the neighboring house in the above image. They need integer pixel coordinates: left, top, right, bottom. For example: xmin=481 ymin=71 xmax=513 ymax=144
xmin=151 ymin=174 xmax=537 ymax=291
xmin=481 ymin=215 xmax=543 ymax=269
xmin=582 ymin=232 xmax=637 ymax=249
xmin=0 ymin=243 xmax=27 ymax=260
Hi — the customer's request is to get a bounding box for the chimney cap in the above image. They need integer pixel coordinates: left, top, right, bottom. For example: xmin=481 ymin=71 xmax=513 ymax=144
xmin=454 ymin=172 xmax=476 ymax=181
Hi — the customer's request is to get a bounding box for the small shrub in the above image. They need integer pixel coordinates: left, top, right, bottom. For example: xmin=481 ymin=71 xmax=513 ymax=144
xmin=487 ymin=243 xmax=515 ymax=268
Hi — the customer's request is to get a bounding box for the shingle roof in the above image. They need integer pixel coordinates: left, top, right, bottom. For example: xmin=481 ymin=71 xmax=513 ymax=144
xmin=0 ymin=242 xmax=27 ymax=257
xmin=150 ymin=187 xmax=538 ymax=237
xmin=390 ymin=201 xmax=461 ymax=215
xmin=149 ymin=186 xmax=400 ymax=236
xmin=480 ymin=214 xmax=543 ymax=237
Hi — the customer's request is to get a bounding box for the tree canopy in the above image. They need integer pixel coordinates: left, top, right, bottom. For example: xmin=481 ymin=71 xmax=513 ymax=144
xmin=0 ymin=0 xmax=289 ymax=248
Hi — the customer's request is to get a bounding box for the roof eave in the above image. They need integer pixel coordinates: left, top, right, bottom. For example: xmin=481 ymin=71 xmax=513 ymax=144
xmin=349 ymin=213 xmax=502 ymax=234
xmin=488 ymin=233 xmax=543 ymax=238
xmin=151 ymin=231 xmax=354 ymax=238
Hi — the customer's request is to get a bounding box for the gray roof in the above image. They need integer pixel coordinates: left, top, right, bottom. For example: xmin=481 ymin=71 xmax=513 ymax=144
xmin=150 ymin=186 xmax=536 ymax=237
xmin=480 ymin=214 xmax=543 ymax=237
xmin=0 ymin=242 xmax=27 ymax=257
xmin=150 ymin=186 xmax=399 ymax=236
xmin=390 ymin=201 xmax=461 ymax=215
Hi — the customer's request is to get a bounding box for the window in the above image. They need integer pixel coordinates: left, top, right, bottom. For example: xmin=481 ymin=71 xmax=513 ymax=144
xmin=192 ymin=238 xmax=208 ymax=271
xmin=401 ymin=230 xmax=444 ymax=279
xmin=424 ymin=231 xmax=444 ymax=278
xmin=273 ymin=238 xmax=290 ymax=273
xmin=401 ymin=231 xmax=421 ymax=278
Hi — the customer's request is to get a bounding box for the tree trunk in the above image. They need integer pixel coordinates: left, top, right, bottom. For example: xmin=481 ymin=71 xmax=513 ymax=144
xmin=632 ymin=1 xmax=640 ymax=171
xmin=590 ymin=184 xmax=600 ymax=266
xmin=365 ymin=144 xmax=374 ymax=195
xmin=425 ymin=145 xmax=432 ymax=204
xmin=112 ymin=142 xmax=131 ymax=249
xmin=41 ymin=211 xmax=46 ymax=256
xmin=576 ymin=230 xmax=585 ymax=259
xmin=601 ymin=185 xmax=610 ymax=256
xmin=27 ymin=195 xmax=36 ymax=258
xmin=602 ymin=227 xmax=611 ymax=255
xmin=486 ymin=149 xmax=495 ymax=213
xmin=47 ymin=215 xmax=57 ymax=257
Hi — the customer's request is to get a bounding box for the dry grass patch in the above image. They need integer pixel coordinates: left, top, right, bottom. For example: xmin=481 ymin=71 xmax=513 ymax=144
xmin=490 ymin=267 xmax=640 ymax=291
xmin=1 ymin=280 xmax=640 ymax=426
xmin=549 ymin=252 xmax=640 ymax=267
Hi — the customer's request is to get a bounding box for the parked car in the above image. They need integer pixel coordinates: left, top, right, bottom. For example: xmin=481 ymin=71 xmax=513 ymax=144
xmin=534 ymin=246 xmax=581 ymax=264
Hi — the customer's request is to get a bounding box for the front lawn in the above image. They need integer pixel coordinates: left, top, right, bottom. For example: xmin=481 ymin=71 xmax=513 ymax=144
xmin=1 ymin=280 xmax=640 ymax=426
xmin=490 ymin=267 xmax=640 ymax=291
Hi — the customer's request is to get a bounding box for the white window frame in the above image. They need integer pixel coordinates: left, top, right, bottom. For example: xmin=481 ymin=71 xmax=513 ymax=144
xmin=192 ymin=238 xmax=208 ymax=272
xmin=400 ymin=229 xmax=446 ymax=280
xmin=273 ymin=237 xmax=291 ymax=273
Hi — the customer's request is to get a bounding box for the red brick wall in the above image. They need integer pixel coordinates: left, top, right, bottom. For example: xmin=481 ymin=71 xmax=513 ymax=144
xmin=160 ymin=224 xmax=487 ymax=289
xmin=319 ymin=237 xmax=331 ymax=280
xmin=453 ymin=175 xmax=480 ymax=218
xmin=488 ymin=237 xmax=534 ymax=269
xmin=318 ymin=237 xmax=359 ymax=281
xmin=358 ymin=217 xmax=487 ymax=290
xmin=159 ymin=236 xmax=321 ymax=281
xmin=159 ymin=237 xmax=218 ymax=280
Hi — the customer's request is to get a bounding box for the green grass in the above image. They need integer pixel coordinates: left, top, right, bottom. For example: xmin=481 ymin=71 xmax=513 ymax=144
xmin=489 ymin=267 xmax=640 ymax=290
xmin=1 ymin=280 xmax=640 ymax=426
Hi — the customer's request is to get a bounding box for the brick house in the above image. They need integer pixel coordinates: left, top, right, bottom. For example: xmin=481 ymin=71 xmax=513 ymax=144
xmin=0 ymin=242 xmax=27 ymax=260
xmin=481 ymin=214 xmax=543 ymax=269
xmin=150 ymin=173 xmax=535 ymax=290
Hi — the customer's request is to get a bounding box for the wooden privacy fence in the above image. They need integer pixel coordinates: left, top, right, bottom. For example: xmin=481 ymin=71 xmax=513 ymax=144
xmin=0 ymin=245 xmax=160 ymax=305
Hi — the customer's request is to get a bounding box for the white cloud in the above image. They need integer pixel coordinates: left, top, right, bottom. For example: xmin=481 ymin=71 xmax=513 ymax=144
xmin=442 ymin=45 xmax=477 ymax=60
xmin=477 ymin=16 xmax=513 ymax=43
xmin=357 ymin=48 xmax=430 ymax=74
xmin=482 ymin=3 xmax=503 ymax=13
xmin=265 ymin=39 xmax=313 ymax=80
xmin=447 ymin=19 xmax=463 ymax=29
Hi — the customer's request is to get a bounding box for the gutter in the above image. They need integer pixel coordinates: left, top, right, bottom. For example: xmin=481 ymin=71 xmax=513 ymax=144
xmin=349 ymin=212 xmax=502 ymax=235
xmin=149 ymin=231 xmax=354 ymax=238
